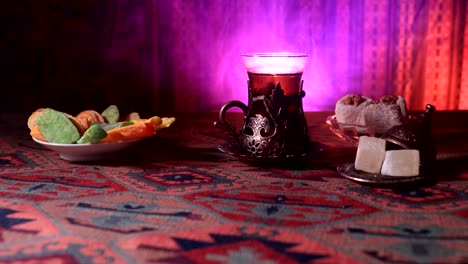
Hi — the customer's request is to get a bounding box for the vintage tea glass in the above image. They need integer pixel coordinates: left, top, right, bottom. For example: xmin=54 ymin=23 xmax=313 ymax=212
xmin=216 ymin=52 xmax=310 ymax=159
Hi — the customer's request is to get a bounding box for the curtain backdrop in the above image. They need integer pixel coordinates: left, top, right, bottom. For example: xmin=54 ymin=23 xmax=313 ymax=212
xmin=1 ymin=0 xmax=467 ymax=114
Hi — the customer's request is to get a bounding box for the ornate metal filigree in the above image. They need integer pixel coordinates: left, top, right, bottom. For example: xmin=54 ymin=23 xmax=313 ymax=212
xmin=239 ymin=114 xmax=283 ymax=157
xmin=214 ymin=80 xmax=310 ymax=159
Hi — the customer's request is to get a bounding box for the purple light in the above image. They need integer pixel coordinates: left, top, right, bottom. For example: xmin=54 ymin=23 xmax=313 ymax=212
xmin=215 ymin=26 xmax=327 ymax=112
xmin=155 ymin=1 xmax=346 ymax=112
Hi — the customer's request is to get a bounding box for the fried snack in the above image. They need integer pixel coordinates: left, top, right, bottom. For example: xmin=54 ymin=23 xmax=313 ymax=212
xmin=77 ymin=124 xmax=108 ymax=144
xmin=27 ymin=108 xmax=46 ymax=130
xmin=76 ymin=110 xmax=105 ymax=131
xmin=30 ymin=125 xmax=47 ymax=141
xmin=96 ymin=121 xmax=134 ymax=131
xmin=66 ymin=115 xmax=86 ymax=135
xmin=146 ymin=116 xmax=163 ymax=130
xmin=155 ymin=117 xmax=176 ymax=130
xmin=122 ymin=112 xmax=140 ymax=121
xmin=99 ymin=120 xmax=154 ymax=143
xmin=99 ymin=116 xmax=175 ymax=143
xmin=101 ymin=105 xmax=119 ymax=124
xmin=29 ymin=108 xmax=85 ymax=136
xmin=36 ymin=108 xmax=81 ymax=144
xmin=28 ymin=104 xmax=175 ymax=145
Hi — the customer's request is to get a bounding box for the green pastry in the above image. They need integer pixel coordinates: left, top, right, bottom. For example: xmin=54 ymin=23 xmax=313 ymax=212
xmin=77 ymin=124 xmax=108 ymax=144
xmin=36 ymin=108 xmax=81 ymax=144
xmin=101 ymin=105 xmax=119 ymax=124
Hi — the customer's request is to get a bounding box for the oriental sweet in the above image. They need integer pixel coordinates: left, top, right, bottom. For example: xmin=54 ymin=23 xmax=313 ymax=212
xmin=354 ymin=136 xmax=420 ymax=177
xmin=335 ymin=94 xmax=408 ymax=134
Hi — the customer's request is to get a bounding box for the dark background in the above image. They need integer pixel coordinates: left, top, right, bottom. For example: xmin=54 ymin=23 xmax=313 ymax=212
xmin=1 ymin=0 xmax=467 ymax=117
xmin=1 ymin=0 xmax=158 ymax=117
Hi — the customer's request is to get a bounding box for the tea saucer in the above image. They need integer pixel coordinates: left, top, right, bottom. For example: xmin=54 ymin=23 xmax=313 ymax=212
xmin=218 ymin=140 xmax=324 ymax=164
xmin=337 ymin=163 xmax=426 ymax=186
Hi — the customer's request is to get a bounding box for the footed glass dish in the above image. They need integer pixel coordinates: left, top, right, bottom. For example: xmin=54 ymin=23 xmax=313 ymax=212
xmin=325 ymin=115 xmax=383 ymax=146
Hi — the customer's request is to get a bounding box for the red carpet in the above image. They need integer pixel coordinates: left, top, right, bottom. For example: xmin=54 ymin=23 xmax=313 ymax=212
xmin=0 ymin=112 xmax=467 ymax=263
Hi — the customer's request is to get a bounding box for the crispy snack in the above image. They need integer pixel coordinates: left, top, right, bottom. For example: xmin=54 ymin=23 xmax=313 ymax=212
xmin=122 ymin=112 xmax=141 ymax=121
xmin=28 ymin=105 xmax=175 ymax=145
xmin=30 ymin=125 xmax=47 ymax=141
xmin=146 ymin=116 xmax=163 ymax=130
xmin=66 ymin=115 xmax=86 ymax=135
xmin=76 ymin=110 xmax=105 ymax=131
xmin=36 ymin=108 xmax=81 ymax=144
xmin=99 ymin=120 xmax=154 ymax=143
xmin=29 ymin=108 xmax=85 ymax=140
xmin=157 ymin=117 xmax=176 ymax=130
xmin=27 ymin=108 xmax=46 ymax=130
xmin=99 ymin=116 xmax=175 ymax=143
xmin=77 ymin=124 xmax=108 ymax=144
xmin=96 ymin=121 xmax=134 ymax=131
xmin=101 ymin=105 xmax=119 ymax=124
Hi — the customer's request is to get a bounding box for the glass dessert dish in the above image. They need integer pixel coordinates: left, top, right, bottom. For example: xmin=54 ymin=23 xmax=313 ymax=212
xmin=325 ymin=115 xmax=382 ymax=146
xmin=333 ymin=104 xmax=437 ymax=186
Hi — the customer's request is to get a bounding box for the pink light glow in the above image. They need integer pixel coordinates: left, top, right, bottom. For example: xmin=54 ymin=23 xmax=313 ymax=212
xmin=156 ymin=1 xmax=344 ymax=112
xmin=207 ymin=17 xmax=335 ymax=112
xmin=242 ymin=53 xmax=309 ymax=74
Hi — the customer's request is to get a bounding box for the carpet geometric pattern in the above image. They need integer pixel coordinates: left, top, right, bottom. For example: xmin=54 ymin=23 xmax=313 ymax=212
xmin=0 ymin=113 xmax=467 ymax=263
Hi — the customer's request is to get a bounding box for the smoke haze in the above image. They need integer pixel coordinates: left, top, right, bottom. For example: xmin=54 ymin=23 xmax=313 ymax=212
xmin=156 ymin=0 xmax=348 ymax=112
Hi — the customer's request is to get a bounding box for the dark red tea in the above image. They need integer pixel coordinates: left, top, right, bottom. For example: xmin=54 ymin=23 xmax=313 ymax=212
xmin=247 ymin=72 xmax=303 ymax=96
xmin=246 ymin=71 xmax=309 ymax=155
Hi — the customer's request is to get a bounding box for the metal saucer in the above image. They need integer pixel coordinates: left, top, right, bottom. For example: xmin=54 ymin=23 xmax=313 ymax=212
xmin=218 ymin=140 xmax=324 ymax=164
xmin=337 ymin=163 xmax=426 ymax=186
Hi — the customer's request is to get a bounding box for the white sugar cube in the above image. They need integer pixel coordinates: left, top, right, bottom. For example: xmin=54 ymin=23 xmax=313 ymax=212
xmin=381 ymin=150 xmax=420 ymax=176
xmin=355 ymin=136 xmax=386 ymax=174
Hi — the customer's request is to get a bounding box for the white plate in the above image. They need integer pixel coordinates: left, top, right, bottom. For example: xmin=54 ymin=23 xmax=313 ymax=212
xmin=33 ymin=138 xmax=143 ymax=162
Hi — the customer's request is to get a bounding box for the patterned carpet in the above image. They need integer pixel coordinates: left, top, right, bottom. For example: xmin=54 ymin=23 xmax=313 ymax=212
xmin=0 ymin=112 xmax=467 ymax=263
